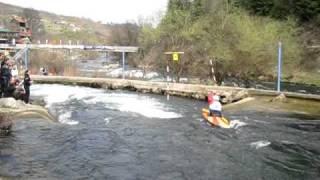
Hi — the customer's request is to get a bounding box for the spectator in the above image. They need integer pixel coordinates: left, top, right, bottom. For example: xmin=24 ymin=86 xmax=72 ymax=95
xmin=23 ymin=70 xmax=32 ymax=103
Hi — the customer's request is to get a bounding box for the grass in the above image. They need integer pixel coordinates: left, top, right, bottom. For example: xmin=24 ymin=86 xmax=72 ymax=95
xmin=290 ymin=71 xmax=320 ymax=86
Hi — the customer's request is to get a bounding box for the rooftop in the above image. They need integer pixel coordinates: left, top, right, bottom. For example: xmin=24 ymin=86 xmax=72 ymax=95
xmin=0 ymin=28 xmax=18 ymax=33
xmin=12 ymin=15 xmax=27 ymax=23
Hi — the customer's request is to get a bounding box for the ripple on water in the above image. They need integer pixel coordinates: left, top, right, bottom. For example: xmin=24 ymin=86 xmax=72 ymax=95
xmin=262 ymin=141 xmax=320 ymax=178
xmin=284 ymin=122 xmax=320 ymax=132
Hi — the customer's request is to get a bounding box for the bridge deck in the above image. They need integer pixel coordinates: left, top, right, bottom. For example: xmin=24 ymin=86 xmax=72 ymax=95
xmin=0 ymin=44 xmax=139 ymax=52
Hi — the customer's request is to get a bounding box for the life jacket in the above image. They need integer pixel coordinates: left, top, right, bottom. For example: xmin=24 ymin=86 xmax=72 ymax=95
xmin=208 ymin=93 xmax=214 ymax=105
xmin=209 ymin=94 xmax=222 ymax=111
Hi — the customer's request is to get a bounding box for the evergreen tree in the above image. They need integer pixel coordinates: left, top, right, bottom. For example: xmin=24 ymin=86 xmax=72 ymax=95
xmin=234 ymin=0 xmax=320 ymax=22
xmin=168 ymin=0 xmax=192 ymax=12
xmin=190 ymin=0 xmax=207 ymax=20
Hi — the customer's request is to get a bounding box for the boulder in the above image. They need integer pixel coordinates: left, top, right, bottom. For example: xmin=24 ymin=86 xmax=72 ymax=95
xmin=232 ymin=90 xmax=249 ymax=102
xmin=0 ymin=98 xmax=57 ymax=133
xmin=271 ymin=93 xmax=288 ymax=103
xmin=0 ymin=97 xmax=26 ymax=109
xmin=0 ymin=114 xmax=12 ymax=133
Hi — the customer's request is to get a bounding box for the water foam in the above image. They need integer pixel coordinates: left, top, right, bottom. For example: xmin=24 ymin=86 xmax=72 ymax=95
xmin=83 ymin=93 xmax=181 ymax=119
xmin=104 ymin=118 xmax=111 ymax=125
xmin=250 ymin=140 xmax=271 ymax=149
xmin=59 ymin=111 xmax=79 ymax=125
xmin=31 ymin=84 xmax=182 ymax=121
xmin=229 ymin=120 xmax=247 ymax=129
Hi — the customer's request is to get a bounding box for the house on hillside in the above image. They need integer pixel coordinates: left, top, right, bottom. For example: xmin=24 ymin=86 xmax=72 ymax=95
xmin=70 ymin=23 xmax=81 ymax=32
xmin=9 ymin=15 xmax=32 ymax=44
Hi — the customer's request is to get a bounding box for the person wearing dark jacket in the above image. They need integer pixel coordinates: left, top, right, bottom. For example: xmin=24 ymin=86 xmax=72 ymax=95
xmin=1 ymin=58 xmax=12 ymax=97
xmin=23 ymin=70 xmax=32 ymax=103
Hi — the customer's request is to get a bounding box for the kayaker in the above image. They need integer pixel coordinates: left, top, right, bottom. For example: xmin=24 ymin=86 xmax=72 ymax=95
xmin=208 ymin=92 xmax=222 ymax=117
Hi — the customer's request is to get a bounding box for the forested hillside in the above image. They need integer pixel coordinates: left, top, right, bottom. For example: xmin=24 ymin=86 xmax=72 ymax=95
xmin=136 ymin=0 xmax=320 ymax=85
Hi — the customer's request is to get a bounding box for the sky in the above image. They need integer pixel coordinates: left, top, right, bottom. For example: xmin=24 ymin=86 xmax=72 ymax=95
xmin=0 ymin=0 xmax=168 ymax=23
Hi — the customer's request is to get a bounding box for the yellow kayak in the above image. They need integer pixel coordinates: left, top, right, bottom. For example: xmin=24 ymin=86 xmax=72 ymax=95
xmin=202 ymin=108 xmax=230 ymax=128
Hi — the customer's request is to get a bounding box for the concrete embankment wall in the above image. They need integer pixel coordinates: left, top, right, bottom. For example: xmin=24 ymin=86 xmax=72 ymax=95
xmin=31 ymin=75 xmax=320 ymax=102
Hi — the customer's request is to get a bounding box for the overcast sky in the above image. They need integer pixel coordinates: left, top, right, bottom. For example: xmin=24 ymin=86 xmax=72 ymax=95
xmin=0 ymin=0 xmax=168 ymax=23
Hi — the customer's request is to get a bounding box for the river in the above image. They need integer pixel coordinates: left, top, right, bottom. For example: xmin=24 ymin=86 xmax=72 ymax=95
xmin=0 ymin=84 xmax=319 ymax=179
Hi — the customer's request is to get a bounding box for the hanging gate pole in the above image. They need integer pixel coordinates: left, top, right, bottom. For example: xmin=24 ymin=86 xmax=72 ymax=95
xmin=209 ymin=58 xmax=217 ymax=83
xmin=166 ymin=58 xmax=170 ymax=100
xmin=277 ymin=42 xmax=282 ymax=92
xmin=122 ymin=51 xmax=125 ymax=79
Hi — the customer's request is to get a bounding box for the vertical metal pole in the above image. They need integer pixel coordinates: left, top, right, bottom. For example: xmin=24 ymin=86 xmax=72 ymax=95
xmin=24 ymin=48 xmax=28 ymax=70
xmin=277 ymin=42 xmax=282 ymax=92
xmin=122 ymin=51 xmax=125 ymax=79
xmin=167 ymin=59 xmax=170 ymax=101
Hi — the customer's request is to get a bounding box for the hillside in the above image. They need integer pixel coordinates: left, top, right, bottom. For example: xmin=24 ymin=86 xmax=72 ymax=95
xmin=0 ymin=2 xmax=112 ymax=45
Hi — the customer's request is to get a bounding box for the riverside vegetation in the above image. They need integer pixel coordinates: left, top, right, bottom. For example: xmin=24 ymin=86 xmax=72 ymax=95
xmin=135 ymin=0 xmax=320 ymax=85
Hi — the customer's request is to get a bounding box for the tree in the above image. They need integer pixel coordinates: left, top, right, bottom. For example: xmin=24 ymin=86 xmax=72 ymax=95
xmin=234 ymin=0 xmax=320 ymax=22
xmin=109 ymin=23 xmax=140 ymax=46
xmin=168 ymin=0 xmax=192 ymax=12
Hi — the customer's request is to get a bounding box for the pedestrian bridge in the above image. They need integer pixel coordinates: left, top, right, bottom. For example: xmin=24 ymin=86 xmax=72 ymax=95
xmin=0 ymin=44 xmax=139 ymax=52
xmin=0 ymin=43 xmax=139 ymax=78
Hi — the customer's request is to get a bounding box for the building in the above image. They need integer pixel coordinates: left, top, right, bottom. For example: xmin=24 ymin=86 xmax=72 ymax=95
xmin=0 ymin=16 xmax=32 ymax=44
xmin=0 ymin=28 xmax=19 ymax=44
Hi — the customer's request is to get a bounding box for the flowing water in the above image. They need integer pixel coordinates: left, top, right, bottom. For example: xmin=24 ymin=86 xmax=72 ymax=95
xmin=0 ymin=84 xmax=319 ymax=179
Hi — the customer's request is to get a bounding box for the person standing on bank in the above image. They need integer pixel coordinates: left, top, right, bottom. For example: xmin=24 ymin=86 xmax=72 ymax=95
xmin=1 ymin=58 xmax=12 ymax=97
xmin=23 ymin=70 xmax=32 ymax=103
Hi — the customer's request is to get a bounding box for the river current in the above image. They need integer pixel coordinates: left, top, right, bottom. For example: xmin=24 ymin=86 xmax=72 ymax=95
xmin=0 ymin=84 xmax=319 ymax=179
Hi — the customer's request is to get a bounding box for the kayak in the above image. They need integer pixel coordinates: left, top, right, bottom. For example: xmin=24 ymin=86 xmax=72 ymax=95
xmin=202 ymin=108 xmax=230 ymax=128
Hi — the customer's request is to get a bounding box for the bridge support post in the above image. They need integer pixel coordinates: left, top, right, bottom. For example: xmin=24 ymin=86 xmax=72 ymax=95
xmin=24 ymin=48 xmax=29 ymax=70
xmin=122 ymin=51 xmax=126 ymax=79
